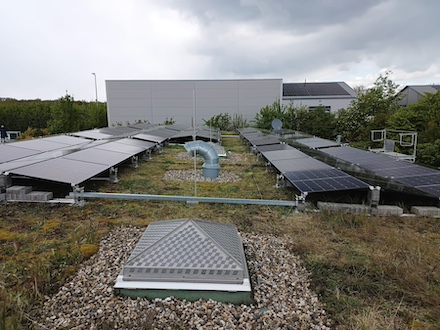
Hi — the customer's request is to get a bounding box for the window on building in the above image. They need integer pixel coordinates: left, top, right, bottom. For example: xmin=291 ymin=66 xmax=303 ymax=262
xmin=308 ymin=105 xmax=331 ymax=113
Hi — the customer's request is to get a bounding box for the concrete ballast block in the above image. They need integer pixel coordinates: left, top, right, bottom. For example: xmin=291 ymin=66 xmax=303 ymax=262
xmin=317 ymin=202 xmax=369 ymax=215
xmin=26 ymin=191 xmax=54 ymax=201
xmin=411 ymin=206 xmax=440 ymax=217
xmin=376 ymin=205 xmax=403 ymax=217
xmin=6 ymin=185 xmax=33 ymax=195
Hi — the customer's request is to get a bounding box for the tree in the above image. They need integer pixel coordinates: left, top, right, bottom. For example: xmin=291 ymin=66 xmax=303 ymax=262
xmin=336 ymin=71 xmax=400 ymax=142
xmin=286 ymin=105 xmax=336 ymax=139
xmin=204 ymin=113 xmax=231 ymax=130
xmin=48 ymin=94 xmax=80 ymax=133
xmin=254 ymin=100 xmax=288 ymax=130
xmin=387 ymin=90 xmax=440 ymax=142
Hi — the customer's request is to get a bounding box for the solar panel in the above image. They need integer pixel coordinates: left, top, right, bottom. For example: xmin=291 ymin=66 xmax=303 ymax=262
xmin=128 ymin=123 xmax=156 ymax=130
xmin=0 ymin=158 xmax=47 ymax=173
xmin=0 ymin=144 xmax=41 ymax=163
xmin=9 ymin=158 xmax=109 ymax=185
xmin=283 ymin=83 xmax=350 ymax=97
xmin=289 ymin=176 xmax=368 ymax=193
xmin=237 ymin=127 xmax=259 ymax=134
xmin=64 ymin=148 xmax=132 ymax=166
xmin=245 ymin=136 xmax=280 ymax=146
xmin=394 ymin=173 xmax=440 ymax=186
xmin=115 ymin=138 xmax=156 ymax=150
xmin=7 ymin=139 xmax=72 ymax=152
xmin=93 ymin=141 xmax=146 ymax=155
xmin=99 ymin=127 xmax=140 ymax=136
xmin=320 ymin=146 xmax=440 ymax=198
xmin=43 ymin=135 xmax=89 ymax=146
xmin=260 ymin=149 xmax=307 ymax=161
xmin=134 ymin=133 xmax=168 ymax=144
xmin=147 ymin=127 xmax=177 ymax=138
xmin=416 ymin=185 xmax=440 ymax=197
xmin=296 ymin=137 xmax=340 ymax=149
xmin=255 ymin=144 xmax=290 ymax=153
xmin=71 ymin=130 xmax=114 ymax=140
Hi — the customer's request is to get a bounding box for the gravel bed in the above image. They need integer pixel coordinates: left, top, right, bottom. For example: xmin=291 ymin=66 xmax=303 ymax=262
xmin=39 ymin=226 xmax=331 ymax=329
xmin=176 ymin=152 xmax=244 ymax=163
xmin=163 ymin=170 xmax=241 ymax=183
xmin=166 ymin=152 xmax=246 ymax=183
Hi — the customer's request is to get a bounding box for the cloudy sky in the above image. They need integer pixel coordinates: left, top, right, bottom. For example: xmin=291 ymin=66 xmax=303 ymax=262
xmin=1 ymin=0 xmax=439 ymax=101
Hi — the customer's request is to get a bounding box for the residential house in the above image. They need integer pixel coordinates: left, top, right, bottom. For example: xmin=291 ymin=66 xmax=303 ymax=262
xmin=282 ymin=82 xmax=357 ymax=113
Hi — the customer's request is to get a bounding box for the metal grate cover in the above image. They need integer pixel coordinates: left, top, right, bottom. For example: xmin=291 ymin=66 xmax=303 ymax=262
xmin=123 ymin=219 xmax=246 ymax=284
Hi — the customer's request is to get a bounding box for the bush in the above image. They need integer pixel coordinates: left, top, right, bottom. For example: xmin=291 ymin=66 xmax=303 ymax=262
xmin=416 ymin=140 xmax=440 ymax=168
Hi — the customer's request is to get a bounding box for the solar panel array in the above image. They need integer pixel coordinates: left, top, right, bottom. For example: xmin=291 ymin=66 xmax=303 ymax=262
xmin=283 ymin=83 xmax=350 ymax=97
xmin=0 ymin=124 xmax=182 ymax=186
xmin=255 ymin=143 xmax=369 ymax=194
xmin=321 ymin=146 xmax=440 ymax=198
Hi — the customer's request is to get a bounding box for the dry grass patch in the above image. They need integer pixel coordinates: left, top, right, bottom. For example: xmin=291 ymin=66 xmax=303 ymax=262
xmin=281 ymin=211 xmax=440 ymax=329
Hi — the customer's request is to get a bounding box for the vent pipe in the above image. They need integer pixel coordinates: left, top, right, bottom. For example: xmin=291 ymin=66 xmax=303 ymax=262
xmin=185 ymin=141 xmax=220 ymax=178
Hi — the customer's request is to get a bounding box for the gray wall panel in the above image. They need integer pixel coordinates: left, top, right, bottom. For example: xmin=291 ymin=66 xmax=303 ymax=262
xmin=107 ymin=79 xmax=282 ymax=126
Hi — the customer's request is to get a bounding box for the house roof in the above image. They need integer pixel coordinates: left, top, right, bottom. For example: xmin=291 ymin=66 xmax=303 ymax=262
xmin=283 ymin=82 xmax=356 ymax=98
xmin=403 ymin=85 xmax=440 ymax=95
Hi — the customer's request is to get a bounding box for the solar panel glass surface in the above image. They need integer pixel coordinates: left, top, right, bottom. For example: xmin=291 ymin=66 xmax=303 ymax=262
xmin=260 ymin=149 xmax=307 ymax=161
xmin=115 ymin=138 xmax=156 ymax=149
xmin=93 ymin=141 xmax=145 ymax=155
xmin=0 ymin=145 xmax=41 ymax=163
xmin=296 ymin=137 xmax=340 ymax=149
xmin=8 ymin=139 xmax=71 ymax=152
xmin=9 ymin=158 xmax=109 ymax=185
xmin=256 ymin=144 xmax=292 ymax=152
xmin=289 ymin=176 xmax=367 ymax=193
xmin=71 ymin=130 xmax=113 ymax=140
xmin=43 ymin=135 xmax=89 ymax=145
xmin=246 ymin=136 xmax=280 ymax=146
xmin=63 ymin=148 xmax=131 ymax=166
xmin=134 ymin=133 xmax=167 ymax=144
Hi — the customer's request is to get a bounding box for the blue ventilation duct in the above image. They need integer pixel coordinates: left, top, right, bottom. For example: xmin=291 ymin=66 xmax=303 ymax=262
xmin=185 ymin=141 xmax=220 ymax=178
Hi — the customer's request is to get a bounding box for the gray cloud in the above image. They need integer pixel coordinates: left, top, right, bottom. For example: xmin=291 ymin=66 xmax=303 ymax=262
xmin=0 ymin=0 xmax=439 ymax=100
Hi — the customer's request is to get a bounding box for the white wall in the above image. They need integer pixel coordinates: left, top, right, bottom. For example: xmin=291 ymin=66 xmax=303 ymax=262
xmin=106 ymin=79 xmax=282 ymax=126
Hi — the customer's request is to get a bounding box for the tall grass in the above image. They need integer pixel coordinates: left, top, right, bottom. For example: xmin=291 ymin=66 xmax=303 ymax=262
xmin=287 ymin=211 xmax=440 ymax=329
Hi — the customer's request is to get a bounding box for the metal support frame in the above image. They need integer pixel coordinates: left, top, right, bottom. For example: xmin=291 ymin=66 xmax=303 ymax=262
xmin=131 ymin=155 xmax=139 ymax=168
xmin=368 ymin=186 xmax=381 ymax=215
xmin=72 ymin=185 xmax=86 ymax=206
xmin=109 ymin=167 xmax=119 ymax=183
xmin=295 ymin=193 xmax=308 ymax=212
xmin=276 ymin=174 xmax=285 ymax=188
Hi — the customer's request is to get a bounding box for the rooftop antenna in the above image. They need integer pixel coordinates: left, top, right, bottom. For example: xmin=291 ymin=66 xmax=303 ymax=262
xmin=193 ymin=90 xmax=197 ymax=196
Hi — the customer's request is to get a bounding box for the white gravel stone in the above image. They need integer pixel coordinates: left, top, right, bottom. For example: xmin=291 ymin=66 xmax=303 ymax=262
xmin=163 ymin=169 xmax=241 ymax=183
xmin=39 ymin=226 xmax=331 ymax=329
